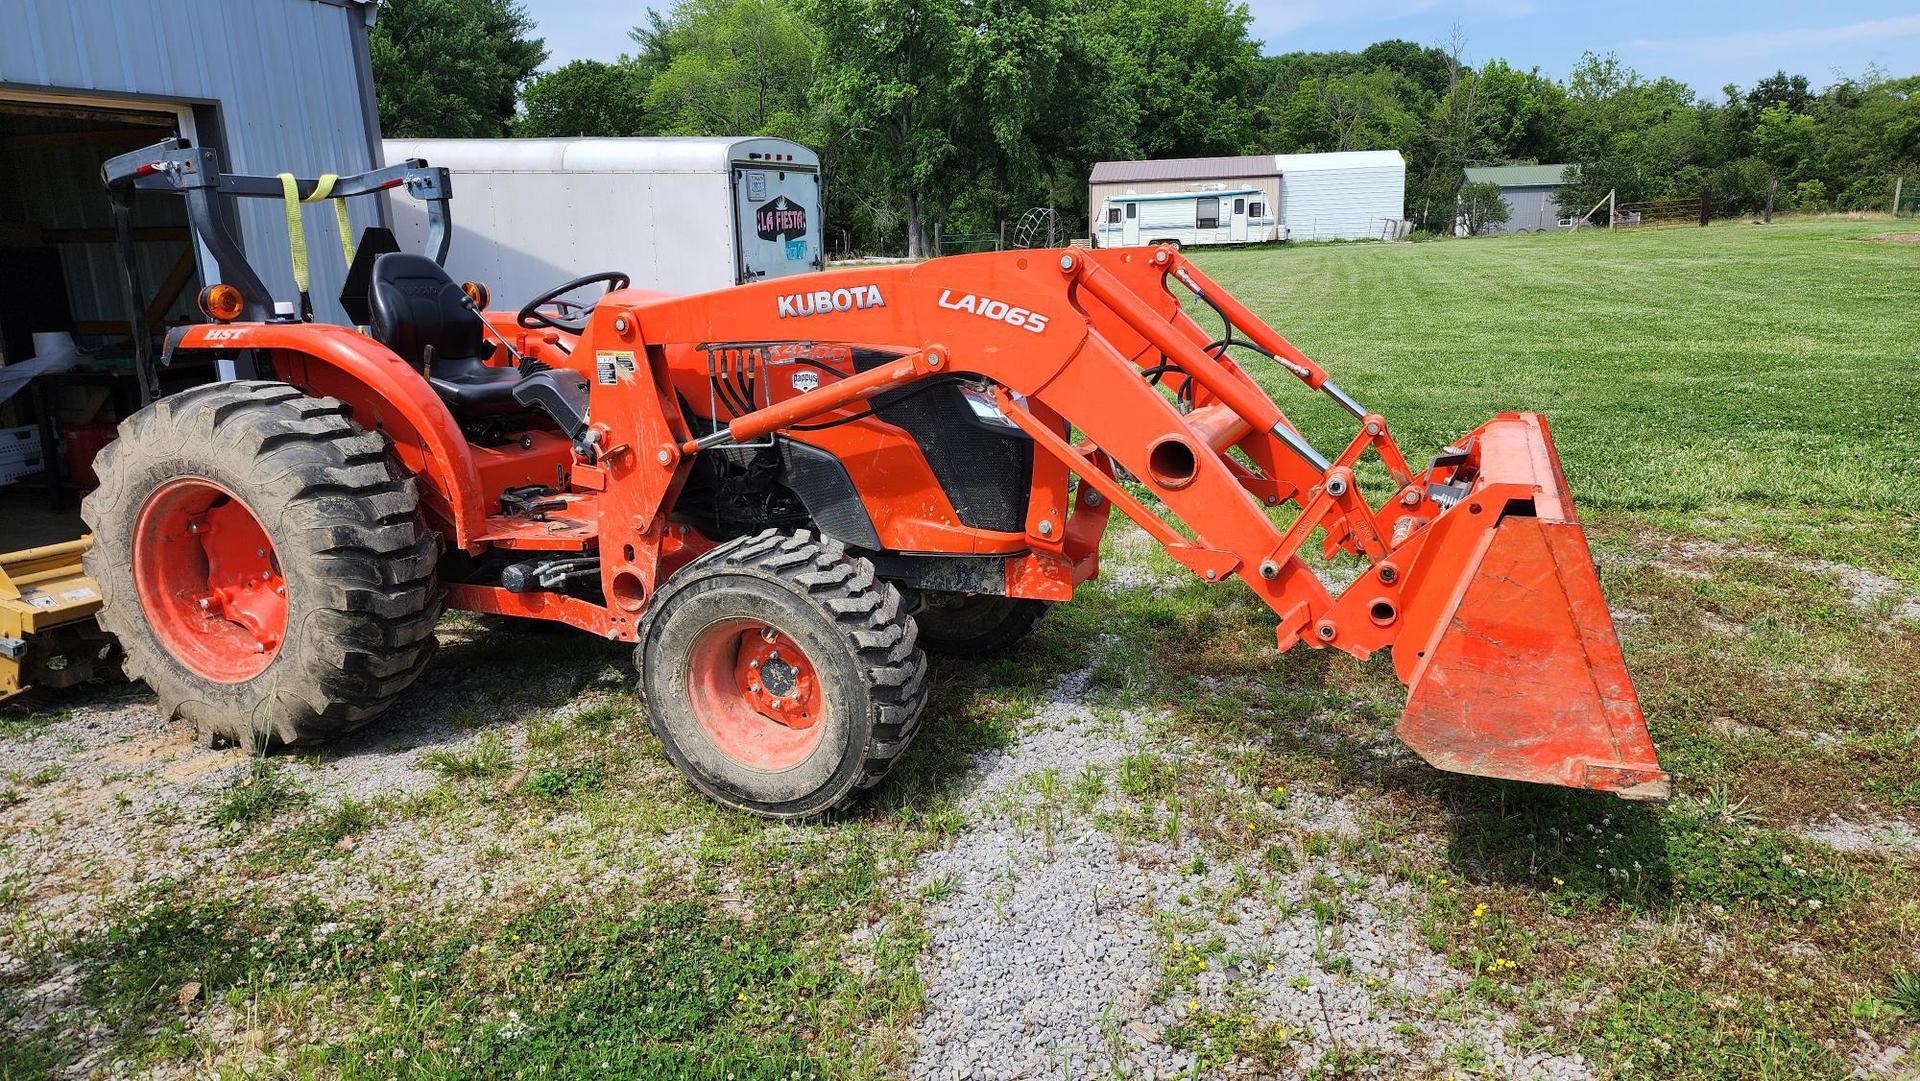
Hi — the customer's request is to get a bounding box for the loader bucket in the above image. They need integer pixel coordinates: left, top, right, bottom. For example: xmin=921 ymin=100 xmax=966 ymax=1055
xmin=1395 ymin=415 xmax=1670 ymax=800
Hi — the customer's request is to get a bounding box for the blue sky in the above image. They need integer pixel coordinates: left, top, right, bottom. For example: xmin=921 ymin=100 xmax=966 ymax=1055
xmin=520 ymin=0 xmax=1920 ymax=97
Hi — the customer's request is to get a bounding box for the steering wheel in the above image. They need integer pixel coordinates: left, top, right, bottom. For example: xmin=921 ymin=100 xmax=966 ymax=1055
xmin=516 ymin=271 xmax=631 ymax=334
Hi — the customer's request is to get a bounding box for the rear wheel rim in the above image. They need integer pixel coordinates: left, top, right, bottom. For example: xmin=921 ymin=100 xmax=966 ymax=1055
xmin=685 ymin=618 xmax=825 ymax=771
xmin=132 ymin=477 xmax=286 ymax=683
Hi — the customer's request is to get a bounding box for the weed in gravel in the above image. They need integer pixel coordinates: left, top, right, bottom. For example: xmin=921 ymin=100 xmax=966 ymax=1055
xmin=68 ymin=883 xmax=379 ymax=1062
xmin=419 ymin=732 xmax=514 ymax=780
xmin=1165 ymin=1006 xmax=1297 ymax=1073
xmin=524 ymin=762 xmax=606 ymax=801
xmin=1888 ymin=969 xmax=1920 ymax=1016
xmin=207 ymin=759 xmax=308 ymax=829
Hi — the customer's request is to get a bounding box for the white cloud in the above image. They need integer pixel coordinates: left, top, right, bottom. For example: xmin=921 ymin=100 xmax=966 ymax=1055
xmin=1630 ymin=14 xmax=1920 ymax=62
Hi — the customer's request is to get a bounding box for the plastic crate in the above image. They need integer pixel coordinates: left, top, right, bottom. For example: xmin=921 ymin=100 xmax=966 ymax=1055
xmin=0 ymin=426 xmax=46 ymax=485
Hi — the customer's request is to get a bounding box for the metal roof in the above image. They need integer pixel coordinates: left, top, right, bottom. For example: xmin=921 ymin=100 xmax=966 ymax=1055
xmin=1089 ymin=155 xmax=1277 ymax=184
xmin=1463 ymin=164 xmax=1574 ymax=187
xmin=1090 ymin=150 xmax=1406 ymax=184
xmin=383 ymin=136 xmax=819 ymax=174
xmin=1272 ymin=150 xmax=1404 ymax=173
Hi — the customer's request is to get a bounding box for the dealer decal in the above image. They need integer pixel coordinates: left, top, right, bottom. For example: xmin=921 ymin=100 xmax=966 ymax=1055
xmin=776 ymin=284 xmax=885 ymax=319
xmin=936 ymin=289 xmax=1049 ymax=334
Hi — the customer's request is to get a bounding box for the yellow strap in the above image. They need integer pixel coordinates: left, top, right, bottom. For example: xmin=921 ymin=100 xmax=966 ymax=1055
xmin=278 ymin=172 xmax=309 ymax=293
xmin=279 ymin=173 xmax=356 ymax=295
xmin=301 ymin=174 xmax=356 ymax=267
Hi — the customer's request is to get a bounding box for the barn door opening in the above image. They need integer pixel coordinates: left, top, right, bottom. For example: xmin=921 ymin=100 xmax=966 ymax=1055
xmin=0 ymin=94 xmax=209 ymax=521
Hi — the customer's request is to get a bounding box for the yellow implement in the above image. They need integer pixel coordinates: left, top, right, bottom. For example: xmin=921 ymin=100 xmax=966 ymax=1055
xmin=1 ymin=537 xmax=112 ymax=700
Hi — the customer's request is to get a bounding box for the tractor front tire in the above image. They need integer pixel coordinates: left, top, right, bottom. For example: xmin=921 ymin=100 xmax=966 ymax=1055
xmin=914 ymin=592 xmax=1049 ymax=657
xmin=82 ymin=381 xmax=441 ymax=749
xmin=638 ymin=530 xmax=927 ymax=819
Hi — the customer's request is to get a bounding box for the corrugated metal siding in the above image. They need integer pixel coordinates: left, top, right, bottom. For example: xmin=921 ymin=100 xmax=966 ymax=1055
xmin=1487 ymin=185 xmax=1562 ymax=233
xmin=1280 ymin=162 xmax=1406 ymax=241
xmin=1 ymin=0 xmax=380 ymax=325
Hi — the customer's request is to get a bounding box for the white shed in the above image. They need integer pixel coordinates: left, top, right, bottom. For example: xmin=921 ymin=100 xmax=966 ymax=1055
xmin=1272 ymin=150 xmax=1407 ymax=241
xmin=382 ymin=136 xmax=824 ymax=306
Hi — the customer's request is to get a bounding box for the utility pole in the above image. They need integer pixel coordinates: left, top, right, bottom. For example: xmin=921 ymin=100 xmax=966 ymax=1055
xmin=1896 ymin=176 xmax=1905 ymax=218
xmin=1698 ymin=186 xmax=1711 ymax=227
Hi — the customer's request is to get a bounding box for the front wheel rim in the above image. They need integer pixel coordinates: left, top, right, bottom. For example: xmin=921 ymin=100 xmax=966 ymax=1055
xmin=132 ymin=477 xmax=286 ymax=683
xmin=686 ymin=618 xmax=826 ymax=771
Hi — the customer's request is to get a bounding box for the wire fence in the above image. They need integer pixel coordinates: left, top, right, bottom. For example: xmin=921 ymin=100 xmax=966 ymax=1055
xmin=934 ymin=230 xmax=1001 ymax=256
xmin=1895 ymin=177 xmax=1920 ymax=218
xmin=1612 ymin=196 xmax=1705 ymax=229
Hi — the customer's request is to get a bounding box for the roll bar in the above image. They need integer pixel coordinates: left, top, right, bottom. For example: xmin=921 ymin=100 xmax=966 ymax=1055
xmin=100 ymin=138 xmax=452 ymax=400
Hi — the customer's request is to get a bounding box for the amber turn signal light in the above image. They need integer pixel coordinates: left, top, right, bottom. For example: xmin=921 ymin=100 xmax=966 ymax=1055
xmin=197 ymin=283 xmax=245 ymax=322
xmin=461 ymin=281 xmax=490 ymax=309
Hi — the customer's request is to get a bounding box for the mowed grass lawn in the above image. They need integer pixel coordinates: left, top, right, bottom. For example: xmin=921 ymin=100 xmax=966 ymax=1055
xmin=2 ymin=218 xmax=1916 ymax=1081
xmin=1193 ymin=218 xmax=1920 ymax=568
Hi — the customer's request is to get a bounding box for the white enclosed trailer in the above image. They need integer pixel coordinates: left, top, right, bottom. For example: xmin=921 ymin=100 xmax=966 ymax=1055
xmin=381 ymin=137 xmax=824 ymax=305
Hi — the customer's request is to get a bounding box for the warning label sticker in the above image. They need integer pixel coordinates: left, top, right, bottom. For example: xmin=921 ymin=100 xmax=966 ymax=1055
xmin=596 ymin=350 xmax=636 ymax=385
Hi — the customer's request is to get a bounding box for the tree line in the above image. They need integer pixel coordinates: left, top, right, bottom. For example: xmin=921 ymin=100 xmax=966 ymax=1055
xmin=370 ymin=0 xmax=1920 ymax=254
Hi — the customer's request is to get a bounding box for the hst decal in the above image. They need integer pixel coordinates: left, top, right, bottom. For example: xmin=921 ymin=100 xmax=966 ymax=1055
xmin=776 ymin=284 xmax=885 ymax=319
xmin=935 ymin=290 xmax=1049 ymax=334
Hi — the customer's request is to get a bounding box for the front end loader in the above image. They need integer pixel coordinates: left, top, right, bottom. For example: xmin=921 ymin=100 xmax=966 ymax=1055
xmin=84 ymin=137 xmax=1667 ymax=817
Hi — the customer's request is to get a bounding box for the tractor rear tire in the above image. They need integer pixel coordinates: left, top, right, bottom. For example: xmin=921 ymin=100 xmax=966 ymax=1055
xmin=638 ymin=529 xmax=927 ymax=819
xmin=914 ymin=592 xmax=1049 ymax=656
xmin=81 ymin=381 xmax=442 ymax=750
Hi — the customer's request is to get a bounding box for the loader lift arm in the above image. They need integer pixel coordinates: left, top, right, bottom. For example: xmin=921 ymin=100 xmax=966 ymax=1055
xmin=627 ymin=245 xmax=1668 ymax=800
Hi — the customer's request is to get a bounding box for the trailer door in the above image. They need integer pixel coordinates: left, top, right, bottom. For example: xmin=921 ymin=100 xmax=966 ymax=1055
xmin=735 ymin=164 xmax=824 ymax=284
xmin=1121 ymin=201 xmax=1140 ymax=245
xmin=1229 ymin=197 xmax=1249 ymax=242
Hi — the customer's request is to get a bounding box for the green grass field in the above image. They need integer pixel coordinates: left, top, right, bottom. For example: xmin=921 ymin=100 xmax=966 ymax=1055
xmin=3 ymin=218 xmax=1916 ymax=1079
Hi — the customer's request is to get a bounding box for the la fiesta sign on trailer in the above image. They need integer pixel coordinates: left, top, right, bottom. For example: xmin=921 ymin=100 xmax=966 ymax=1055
xmin=383 ymin=136 xmax=824 ymax=305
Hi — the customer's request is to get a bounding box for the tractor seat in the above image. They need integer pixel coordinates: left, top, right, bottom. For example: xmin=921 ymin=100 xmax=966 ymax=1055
xmin=367 ymin=253 xmax=522 ymax=417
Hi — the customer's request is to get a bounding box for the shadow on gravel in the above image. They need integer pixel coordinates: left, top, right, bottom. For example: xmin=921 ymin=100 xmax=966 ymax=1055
xmin=1434 ymin=782 xmax=1678 ymax=911
xmin=291 ymin=614 xmax=635 ymax=768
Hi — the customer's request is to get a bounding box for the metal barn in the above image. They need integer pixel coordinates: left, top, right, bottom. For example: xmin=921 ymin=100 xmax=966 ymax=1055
xmin=0 ymin=0 xmax=385 ymax=337
xmin=0 ymin=0 xmax=382 ymax=513
xmin=1089 ymin=151 xmax=1407 ymax=247
xmin=1460 ymin=164 xmax=1574 ymax=234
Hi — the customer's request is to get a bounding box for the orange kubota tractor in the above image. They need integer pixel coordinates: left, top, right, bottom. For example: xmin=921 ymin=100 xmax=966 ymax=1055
xmin=88 ymin=139 xmax=1667 ymax=818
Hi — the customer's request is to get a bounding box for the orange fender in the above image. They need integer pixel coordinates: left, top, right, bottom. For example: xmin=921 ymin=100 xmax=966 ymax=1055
xmin=173 ymin=323 xmax=487 ymax=550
